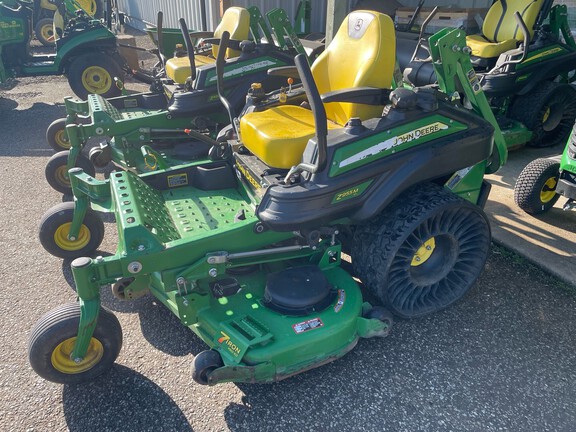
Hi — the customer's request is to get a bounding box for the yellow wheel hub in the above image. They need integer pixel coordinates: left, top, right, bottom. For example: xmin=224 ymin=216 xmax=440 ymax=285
xmin=51 ymin=337 xmax=103 ymax=374
xmin=542 ymin=107 xmax=551 ymax=124
xmin=53 ymin=222 xmax=91 ymax=251
xmin=411 ymin=237 xmax=436 ymax=267
xmin=54 ymin=165 xmax=70 ymax=186
xmin=39 ymin=24 xmax=55 ymax=43
xmin=82 ymin=66 xmax=112 ymax=94
xmin=540 ymin=177 xmax=558 ymax=203
xmin=54 ymin=129 xmax=70 ymax=150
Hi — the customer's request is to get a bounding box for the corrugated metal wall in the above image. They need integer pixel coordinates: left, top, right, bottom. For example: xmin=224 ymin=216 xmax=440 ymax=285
xmin=117 ymin=0 xmax=327 ymax=32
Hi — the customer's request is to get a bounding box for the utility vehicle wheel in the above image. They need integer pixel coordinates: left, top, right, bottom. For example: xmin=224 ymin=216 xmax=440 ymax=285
xmin=39 ymin=201 xmax=104 ymax=259
xmin=192 ymin=350 xmax=223 ymax=385
xmin=46 ymin=118 xmax=70 ymax=152
xmin=514 ymin=158 xmax=561 ymax=215
xmin=35 ymin=18 xmax=55 ymax=46
xmin=29 ymin=303 xmax=122 ymax=384
xmin=352 ymin=183 xmax=491 ymax=319
xmin=67 ymin=53 xmax=124 ymax=99
xmin=510 ymin=82 xmax=576 ymax=148
xmin=45 ymin=150 xmax=95 ymax=195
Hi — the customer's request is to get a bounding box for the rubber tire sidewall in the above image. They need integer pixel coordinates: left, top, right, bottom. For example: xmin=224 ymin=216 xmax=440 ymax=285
xmin=352 ymin=183 xmax=491 ymax=319
xmin=46 ymin=118 xmax=69 ymax=152
xmin=38 ymin=201 xmax=105 ymax=259
xmin=45 ymin=150 xmax=95 ymax=195
xmin=66 ymin=52 xmax=124 ymax=99
xmin=509 ymin=82 xmax=576 ymax=148
xmin=29 ymin=303 xmax=122 ymax=384
xmin=514 ymin=158 xmax=561 ymax=215
xmin=35 ymin=17 xmax=56 ymax=46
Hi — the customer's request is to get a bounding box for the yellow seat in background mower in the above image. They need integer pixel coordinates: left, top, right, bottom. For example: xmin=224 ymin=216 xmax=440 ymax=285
xmin=466 ymin=0 xmax=544 ymax=58
xmin=165 ymin=7 xmax=250 ymax=84
xmin=239 ymin=10 xmax=396 ymax=169
xmin=165 ymin=55 xmax=216 ymax=84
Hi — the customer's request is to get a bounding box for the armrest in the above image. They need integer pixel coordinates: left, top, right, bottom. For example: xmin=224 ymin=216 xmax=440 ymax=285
xmin=188 ymin=31 xmax=214 ymax=39
xmin=203 ymin=37 xmax=243 ymax=51
xmin=321 ymin=87 xmax=392 ymax=105
xmin=267 ymin=66 xmax=299 ymax=78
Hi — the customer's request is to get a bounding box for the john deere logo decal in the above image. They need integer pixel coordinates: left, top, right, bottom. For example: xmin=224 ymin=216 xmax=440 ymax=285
xmin=354 ymin=19 xmax=364 ymax=31
xmin=339 ymin=122 xmax=449 ymax=169
xmin=218 ymin=331 xmax=241 ymax=356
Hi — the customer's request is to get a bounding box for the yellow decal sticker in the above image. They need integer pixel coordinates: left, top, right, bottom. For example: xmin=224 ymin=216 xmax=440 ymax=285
xmin=218 ymin=331 xmax=241 ymax=356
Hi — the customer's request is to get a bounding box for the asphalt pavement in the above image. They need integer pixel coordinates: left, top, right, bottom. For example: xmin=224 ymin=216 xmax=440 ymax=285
xmin=1 ymin=36 xmax=576 ymax=431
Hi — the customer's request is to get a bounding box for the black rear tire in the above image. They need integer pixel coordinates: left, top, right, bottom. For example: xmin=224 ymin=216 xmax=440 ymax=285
xmin=509 ymin=82 xmax=576 ymax=148
xmin=67 ymin=52 xmax=124 ymax=99
xmin=352 ymin=183 xmax=491 ymax=319
xmin=514 ymin=158 xmax=561 ymax=215
xmin=29 ymin=303 xmax=122 ymax=384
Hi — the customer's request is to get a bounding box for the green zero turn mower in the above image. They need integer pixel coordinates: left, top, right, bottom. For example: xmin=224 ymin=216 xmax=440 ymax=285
xmin=30 ymin=11 xmax=507 ymax=386
xmin=0 ymin=0 xmax=126 ymax=99
xmin=400 ymin=0 xmax=576 ymax=150
xmin=42 ymin=6 xmax=312 ymax=195
xmin=514 ymin=120 xmax=576 ymax=214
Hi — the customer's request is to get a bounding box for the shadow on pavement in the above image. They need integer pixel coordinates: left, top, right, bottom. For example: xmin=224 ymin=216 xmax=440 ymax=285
xmin=63 ymin=365 xmax=193 ymax=432
xmin=0 ymin=101 xmax=64 ymax=157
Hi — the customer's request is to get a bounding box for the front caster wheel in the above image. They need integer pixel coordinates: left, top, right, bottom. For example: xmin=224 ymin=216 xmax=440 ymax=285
xmin=39 ymin=201 xmax=104 ymax=259
xmin=192 ymin=350 xmax=223 ymax=385
xmin=88 ymin=145 xmax=112 ymax=169
xmin=45 ymin=150 xmax=95 ymax=195
xmin=514 ymin=158 xmax=561 ymax=215
xmin=363 ymin=306 xmax=393 ymax=337
xmin=28 ymin=303 xmax=122 ymax=384
xmin=352 ymin=183 xmax=491 ymax=319
xmin=46 ymin=118 xmax=70 ymax=152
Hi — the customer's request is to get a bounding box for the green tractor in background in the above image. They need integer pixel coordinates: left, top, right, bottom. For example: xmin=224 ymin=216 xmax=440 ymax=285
xmin=0 ymin=0 xmax=125 ymax=98
xmin=29 ymin=10 xmax=508 ymax=387
xmin=32 ymin=0 xmax=103 ymax=46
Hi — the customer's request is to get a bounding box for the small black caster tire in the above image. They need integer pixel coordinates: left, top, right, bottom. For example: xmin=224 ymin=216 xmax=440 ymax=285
xmin=35 ymin=17 xmax=56 ymax=46
xmin=45 ymin=150 xmax=95 ymax=195
xmin=39 ymin=201 xmax=104 ymax=259
xmin=353 ymin=183 xmax=491 ymax=319
xmin=28 ymin=303 xmax=122 ymax=384
xmin=46 ymin=118 xmax=70 ymax=152
xmin=192 ymin=350 xmax=223 ymax=385
xmin=364 ymin=306 xmax=393 ymax=337
xmin=88 ymin=146 xmax=112 ymax=169
xmin=67 ymin=52 xmax=124 ymax=99
xmin=514 ymin=158 xmax=561 ymax=215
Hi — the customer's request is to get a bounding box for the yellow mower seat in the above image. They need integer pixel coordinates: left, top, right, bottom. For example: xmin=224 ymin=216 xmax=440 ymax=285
xmin=165 ymin=7 xmax=250 ymax=84
xmin=239 ymin=11 xmax=396 ymax=169
xmin=466 ymin=0 xmax=544 ymax=58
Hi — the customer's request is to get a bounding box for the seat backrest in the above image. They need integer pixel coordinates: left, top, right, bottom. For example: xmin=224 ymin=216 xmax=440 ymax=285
xmin=482 ymin=0 xmax=545 ymax=42
xmin=213 ymin=7 xmax=251 ymax=59
xmin=310 ymin=11 xmax=395 ymax=126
